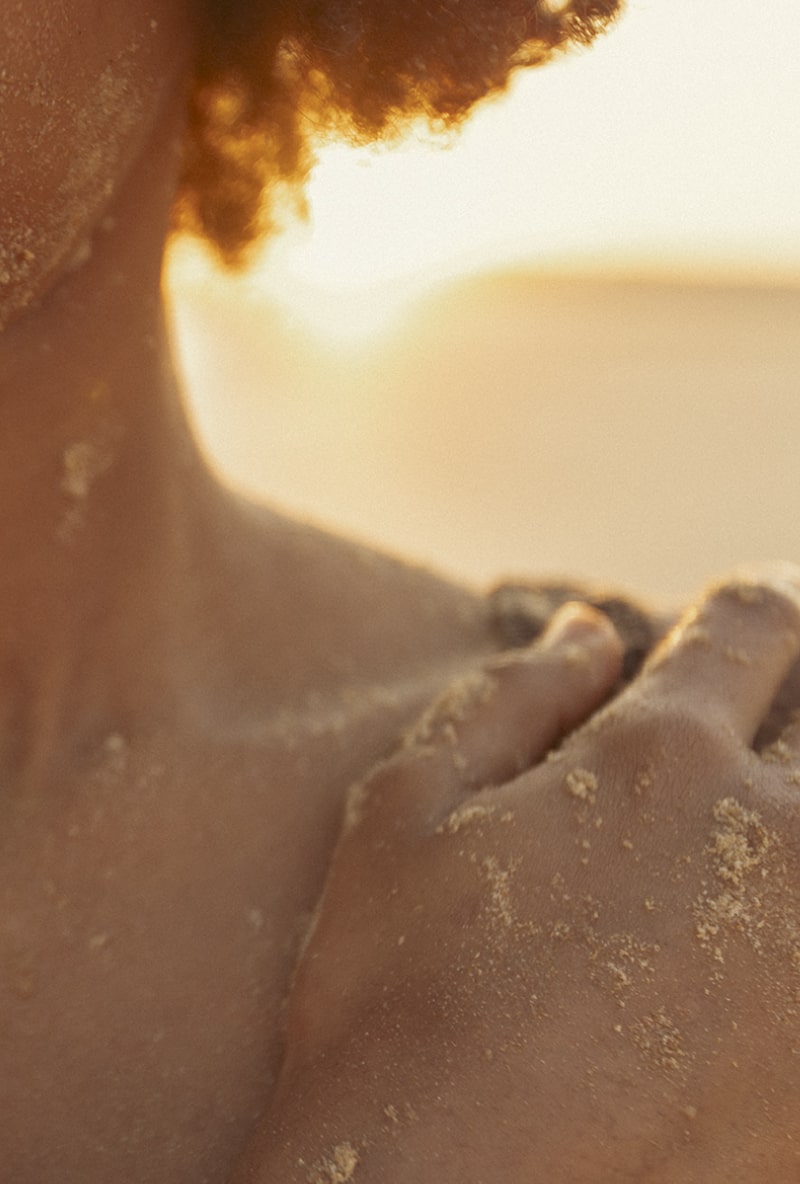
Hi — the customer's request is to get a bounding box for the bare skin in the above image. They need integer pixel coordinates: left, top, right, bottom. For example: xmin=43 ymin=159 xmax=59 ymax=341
xmin=0 ymin=5 xmax=505 ymax=1179
xmin=3 ymin=4 xmax=799 ymax=1184
xmin=236 ymin=578 xmax=800 ymax=1183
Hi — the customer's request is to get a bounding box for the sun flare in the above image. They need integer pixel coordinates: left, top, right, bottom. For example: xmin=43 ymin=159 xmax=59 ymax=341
xmin=171 ymin=0 xmax=800 ymax=348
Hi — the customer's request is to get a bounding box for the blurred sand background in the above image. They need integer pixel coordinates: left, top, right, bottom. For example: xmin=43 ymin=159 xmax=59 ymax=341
xmin=169 ymin=271 xmax=800 ymax=610
xmin=167 ymin=0 xmax=800 ymax=612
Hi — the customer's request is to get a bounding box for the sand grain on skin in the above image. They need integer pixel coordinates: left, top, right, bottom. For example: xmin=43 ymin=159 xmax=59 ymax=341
xmin=306 ymin=1142 xmax=360 ymax=1183
xmin=692 ymin=796 xmax=800 ymax=1026
xmin=403 ymin=669 xmax=497 ymax=750
xmin=693 ymin=797 xmax=776 ymax=955
xmin=629 ymin=1008 xmax=690 ymax=1079
xmin=565 ymin=768 xmax=598 ymax=806
xmin=0 ymin=11 xmax=148 ymax=327
xmin=58 ymin=439 xmax=114 ymax=541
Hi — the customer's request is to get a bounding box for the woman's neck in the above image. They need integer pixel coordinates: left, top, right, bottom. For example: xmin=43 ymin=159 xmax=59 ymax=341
xmin=0 ymin=96 xmax=213 ymax=779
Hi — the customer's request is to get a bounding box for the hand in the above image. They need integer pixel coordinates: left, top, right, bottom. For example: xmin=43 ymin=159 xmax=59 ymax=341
xmin=234 ymin=566 xmax=800 ymax=1183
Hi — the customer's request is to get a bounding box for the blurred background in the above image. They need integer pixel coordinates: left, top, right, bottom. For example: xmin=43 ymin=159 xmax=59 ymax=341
xmin=167 ymin=0 xmax=800 ymax=609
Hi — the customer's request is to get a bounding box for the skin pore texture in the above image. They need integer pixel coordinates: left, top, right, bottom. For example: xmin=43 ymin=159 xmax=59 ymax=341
xmin=0 ymin=0 xmax=189 ymax=325
xmin=237 ymin=583 xmax=800 ymax=1184
xmin=2 ymin=3 xmax=800 ymax=1183
xmin=0 ymin=4 xmax=516 ymax=1178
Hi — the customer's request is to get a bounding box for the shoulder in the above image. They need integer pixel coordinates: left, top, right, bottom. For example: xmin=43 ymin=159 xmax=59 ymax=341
xmin=227 ymin=495 xmax=498 ymax=686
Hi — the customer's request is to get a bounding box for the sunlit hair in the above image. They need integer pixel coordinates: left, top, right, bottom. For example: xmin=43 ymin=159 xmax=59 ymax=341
xmin=174 ymin=0 xmax=623 ymax=266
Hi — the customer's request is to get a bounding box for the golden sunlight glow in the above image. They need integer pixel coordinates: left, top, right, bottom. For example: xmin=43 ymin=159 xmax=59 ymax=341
xmin=168 ymin=0 xmax=800 ymax=600
xmin=251 ymin=232 xmax=427 ymax=345
xmin=238 ymin=0 xmax=800 ymax=341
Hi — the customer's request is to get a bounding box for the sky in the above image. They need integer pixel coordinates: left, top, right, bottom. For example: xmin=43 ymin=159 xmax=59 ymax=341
xmin=215 ymin=0 xmax=800 ymax=338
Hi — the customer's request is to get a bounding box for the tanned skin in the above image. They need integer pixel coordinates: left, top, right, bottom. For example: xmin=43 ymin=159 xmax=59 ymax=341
xmin=2 ymin=3 xmax=799 ymax=1182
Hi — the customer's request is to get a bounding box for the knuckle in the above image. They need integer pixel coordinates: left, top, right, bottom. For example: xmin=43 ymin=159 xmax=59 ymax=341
xmin=617 ymin=693 xmax=734 ymax=762
xmin=567 ymin=697 xmax=739 ymax=813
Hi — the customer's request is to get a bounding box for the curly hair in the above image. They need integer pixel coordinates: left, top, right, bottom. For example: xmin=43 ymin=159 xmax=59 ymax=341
xmin=174 ymin=0 xmax=623 ymax=266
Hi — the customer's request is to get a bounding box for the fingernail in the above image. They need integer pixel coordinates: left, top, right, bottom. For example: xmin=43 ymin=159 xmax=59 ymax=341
xmin=541 ymin=602 xmax=613 ymax=648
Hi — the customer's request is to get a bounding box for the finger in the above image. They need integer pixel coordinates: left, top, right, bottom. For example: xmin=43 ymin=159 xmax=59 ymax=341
xmin=345 ymin=602 xmax=623 ymax=838
xmin=434 ymin=601 xmax=624 ymax=787
xmin=631 ymin=564 xmax=800 ymax=744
